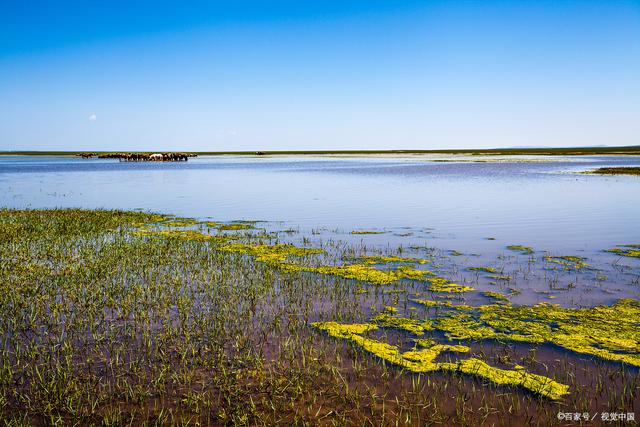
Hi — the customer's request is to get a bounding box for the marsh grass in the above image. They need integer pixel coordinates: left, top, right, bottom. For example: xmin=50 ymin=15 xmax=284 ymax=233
xmin=0 ymin=209 xmax=638 ymax=425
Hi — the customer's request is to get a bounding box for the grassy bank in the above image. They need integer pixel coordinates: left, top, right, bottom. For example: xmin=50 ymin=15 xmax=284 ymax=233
xmin=0 ymin=209 xmax=638 ymax=425
xmin=2 ymin=145 xmax=640 ymax=157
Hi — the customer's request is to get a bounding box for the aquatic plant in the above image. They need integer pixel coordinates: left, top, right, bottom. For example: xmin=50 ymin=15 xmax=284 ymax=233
xmin=351 ymin=230 xmax=384 ymax=235
xmin=434 ymin=299 xmax=640 ymax=368
xmin=606 ymin=244 xmax=640 ymax=259
xmin=426 ymin=277 xmax=475 ymax=293
xmin=469 ymin=266 xmax=498 ymax=274
xmin=312 ymin=321 xmax=569 ymax=399
xmin=543 ymin=255 xmax=589 ymax=270
xmin=359 ymin=255 xmax=429 ymax=265
xmin=507 ymin=245 xmax=534 ymax=254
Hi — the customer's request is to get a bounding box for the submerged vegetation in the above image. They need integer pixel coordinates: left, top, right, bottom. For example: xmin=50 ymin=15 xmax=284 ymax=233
xmin=0 ymin=209 xmax=638 ymax=424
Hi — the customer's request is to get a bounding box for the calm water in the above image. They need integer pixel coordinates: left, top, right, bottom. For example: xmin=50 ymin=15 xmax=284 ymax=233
xmin=1 ymin=154 xmax=639 ymax=251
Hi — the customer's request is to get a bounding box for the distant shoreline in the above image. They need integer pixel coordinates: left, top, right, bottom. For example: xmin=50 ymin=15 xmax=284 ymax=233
xmin=1 ymin=146 xmax=640 ymax=157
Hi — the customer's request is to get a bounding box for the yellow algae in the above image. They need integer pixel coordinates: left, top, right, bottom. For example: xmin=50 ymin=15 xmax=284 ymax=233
xmin=312 ymin=263 xmax=432 ymax=285
xmin=133 ymin=228 xmax=237 ymax=243
xmin=507 ymin=245 xmax=534 ymax=254
xmin=217 ymin=223 xmax=254 ymax=231
xmin=312 ymin=322 xmax=378 ymax=339
xmin=161 ymin=218 xmax=200 ymax=227
xmin=412 ymin=299 xmax=453 ymax=308
xmin=371 ymin=313 xmax=432 ymax=335
xmin=450 ymin=358 xmax=569 ymax=400
xmin=435 ymin=299 xmax=640 ymax=368
xmin=221 ymin=243 xmax=323 ymax=264
xmin=482 ymin=291 xmax=510 ymax=302
xmin=313 ymin=322 xmax=569 ymax=399
xmin=543 ymin=255 xmax=589 ymax=270
xmin=427 ymin=277 xmax=475 ymax=293
xmin=606 ymin=245 xmax=640 ymax=259
xmin=359 ymin=255 xmax=430 ymax=265
xmin=469 ymin=266 xmax=498 ymax=274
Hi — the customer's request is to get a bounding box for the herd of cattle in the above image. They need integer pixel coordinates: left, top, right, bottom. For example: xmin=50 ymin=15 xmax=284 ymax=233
xmin=77 ymin=152 xmax=196 ymax=162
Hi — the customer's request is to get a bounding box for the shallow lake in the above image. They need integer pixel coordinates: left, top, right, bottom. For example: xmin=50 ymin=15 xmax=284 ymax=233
xmin=2 ymin=154 xmax=639 ymax=249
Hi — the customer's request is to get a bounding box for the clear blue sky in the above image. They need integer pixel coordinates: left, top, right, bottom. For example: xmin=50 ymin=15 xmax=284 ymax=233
xmin=1 ymin=1 xmax=639 ymax=151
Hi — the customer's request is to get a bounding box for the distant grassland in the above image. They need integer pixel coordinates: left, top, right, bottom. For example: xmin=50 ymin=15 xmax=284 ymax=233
xmin=2 ymin=145 xmax=640 ymax=156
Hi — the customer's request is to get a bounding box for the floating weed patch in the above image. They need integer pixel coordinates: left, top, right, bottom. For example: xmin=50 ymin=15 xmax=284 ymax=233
xmin=434 ymin=299 xmax=640 ymax=368
xmin=507 ymin=245 xmax=534 ymax=254
xmin=359 ymin=255 xmax=430 ymax=265
xmin=544 ymin=255 xmax=589 ymax=270
xmin=426 ymin=277 xmax=475 ymax=293
xmin=221 ymin=243 xmax=323 ymax=264
xmin=606 ymin=245 xmax=640 ymax=259
xmin=311 ymin=263 xmax=432 ymax=285
xmin=312 ymin=321 xmax=569 ymax=400
xmin=469 ymin=266 xmax=498 ymax=274
xmin=351 ymin=230 xmax=384 ymax=235
xmin=161 ymin=218 xmax=200 ymax=227
xmin=133 ymin=228 xmax=238 ymax=243
xmin=482 ymin=291 xmax=510 ymax=302
xmin=371 ymin=313 xmax=432 ymax=335
xmin=217 ymin=223 xmax=254 ymax=231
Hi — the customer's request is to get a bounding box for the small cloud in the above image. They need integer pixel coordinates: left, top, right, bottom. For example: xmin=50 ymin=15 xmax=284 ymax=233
xmin=88 ymin=113 xmax=97 ymax=121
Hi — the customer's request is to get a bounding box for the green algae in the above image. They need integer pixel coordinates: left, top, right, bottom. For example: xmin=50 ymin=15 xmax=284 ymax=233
xmin=507 ymin=245 xmax=534 ymax=254
xmin=312 ymin=321 xmax=569 ymax=400
xmin=606 ymin=245 xmax=640 ymax=259
xmin=469 ymin=266 xmax=498 ymax=274
xmin=426 ymin=277 xmax=475 ymax=293
xmin=351 ymin=230 xmax=384 ymax=235
xmin=543 ymin=255 xmax=589 ymax=270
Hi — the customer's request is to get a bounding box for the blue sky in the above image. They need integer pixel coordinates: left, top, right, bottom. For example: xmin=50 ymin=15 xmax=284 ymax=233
xmin=1 ymin=1 xmax=639 ymax=151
